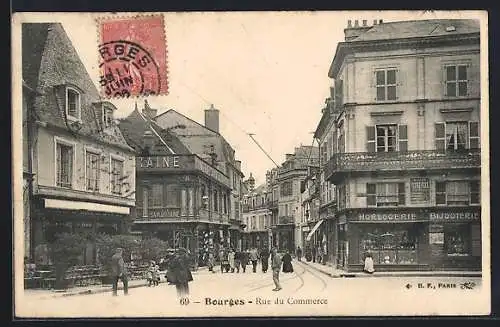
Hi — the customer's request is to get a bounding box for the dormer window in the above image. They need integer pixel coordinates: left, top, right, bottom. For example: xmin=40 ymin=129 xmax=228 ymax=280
xmin=103 ymin=105 xmax=114 ymax=128
xmin=66 ymin=87 xmax=81 ymax=120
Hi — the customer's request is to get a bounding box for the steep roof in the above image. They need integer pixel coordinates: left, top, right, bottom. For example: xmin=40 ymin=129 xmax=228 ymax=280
xmin=352 ymin=19 xmax=480 ymax=42
xmin=22 ymin=23 xmax=132 ymax=151
xmin=154 ymin=109 xmax=239 ymax=174
xmin=117 ymin=108 xmax=191 ymax=155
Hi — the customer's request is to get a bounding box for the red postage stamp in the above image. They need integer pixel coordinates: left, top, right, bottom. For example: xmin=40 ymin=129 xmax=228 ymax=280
xmin=97 ymin=15 xmax=168 ymax=98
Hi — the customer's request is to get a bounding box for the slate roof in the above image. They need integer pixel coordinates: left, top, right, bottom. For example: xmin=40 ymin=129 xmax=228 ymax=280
xmin=117 ymin=108 xmax=191 ymax=156
xmin=352 ymin=19 xmax=480 ymax=42
xmin=154 ymin=109 xmax=240 ymax=174
xmin=22 ymin=23 xmax=133 ymax=151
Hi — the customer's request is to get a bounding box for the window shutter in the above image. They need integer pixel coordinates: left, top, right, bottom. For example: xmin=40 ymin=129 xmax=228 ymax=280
xmin=366 ymin=126 xmax=376 ymax=152
xmin=398 ymin=182 xmax=406 ymax=205
xmin=435 ymin=123 xmax=446 ymax=150
xmin=442 ymin=65 xmax=448 ymax=96
xmin=398 ymin=125 xmax=408 ymax=152
xmin=366 ymin=183 xmax=376 ymax=206
xmin=469 ymin=121 xmax=480 ymax=149
xmin=395 ymin=69 xmax=400 ymax=100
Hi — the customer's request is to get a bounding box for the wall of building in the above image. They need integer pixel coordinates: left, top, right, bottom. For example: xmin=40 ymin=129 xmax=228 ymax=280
xmin=35 ymin=127 xmax=136 ymax=201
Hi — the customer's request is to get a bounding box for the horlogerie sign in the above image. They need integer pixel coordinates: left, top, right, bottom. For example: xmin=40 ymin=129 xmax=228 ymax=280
xmin=355 ymin=212 xmax=419 ymax=222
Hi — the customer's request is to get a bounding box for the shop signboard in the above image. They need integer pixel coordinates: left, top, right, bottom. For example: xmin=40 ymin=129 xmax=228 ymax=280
xmin=429 ymin=211 xmax=480 ymax=222
xmin=353 ymin=212 xmax=422 ymax=222
xmin=410 ymin=178 xmax=430 ymax=204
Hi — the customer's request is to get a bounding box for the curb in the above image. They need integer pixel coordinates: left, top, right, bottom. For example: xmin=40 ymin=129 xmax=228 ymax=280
xmin=301 ymin=261 xmax=482 ymax=278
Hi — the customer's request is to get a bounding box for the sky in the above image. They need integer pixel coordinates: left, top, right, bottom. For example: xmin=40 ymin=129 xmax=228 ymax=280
xmin=17 ymin=11 xmax=474 ymax=185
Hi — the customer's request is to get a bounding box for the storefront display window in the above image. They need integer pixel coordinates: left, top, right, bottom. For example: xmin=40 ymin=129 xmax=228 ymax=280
xmin=359 ymin=225 xmax=419 ymax=264
xmin=444 ymin=225 xmax=471 ymax=256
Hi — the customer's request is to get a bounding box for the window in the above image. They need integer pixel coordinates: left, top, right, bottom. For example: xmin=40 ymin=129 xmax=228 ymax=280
xmin=445 ymin=64 xmax=468 ymax=97
xmin=367 ymin=125 xmax=407 ymax=152
xmin=435 ymin=181 xmax=479 ymax=206
xmin=375 ymin=68 xmax=397 ymax=101
xmin=444 ymin=225 xmax=471 ymax=256
xmin=213 ymin=190 xmax=218 ymax=211
xmin=110 ymin=158 xmax=124 ymax=195
xmin=280 ymin=181 xmax=293 ymax=197
xmin=85 ymin=151 xmax=100 ymax=191
xmin=56 ymin=142 xmax=73 ymax=188
xmin=435 ymin=122 xmax=480 ymax=150
xmin=66 ymin=88 xmax=81 ymax=120
xmin=102 ymin=106 xmax=114 ymax=128
xmin=367 ymin=182 xmax=405 ymax=207
xmin=149 ymin=184 xmax=163 ymax=208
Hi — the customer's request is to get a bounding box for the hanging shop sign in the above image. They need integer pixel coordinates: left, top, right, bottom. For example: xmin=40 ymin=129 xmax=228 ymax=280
xmin=429 ymin=211 xmax=480 ymax=222
xmin=410 ymin=178 xmax=430 ymax=204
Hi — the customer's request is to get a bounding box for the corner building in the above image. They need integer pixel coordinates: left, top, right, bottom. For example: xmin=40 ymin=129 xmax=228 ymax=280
xmin=324 ymin=19 xmax=481 ymax=272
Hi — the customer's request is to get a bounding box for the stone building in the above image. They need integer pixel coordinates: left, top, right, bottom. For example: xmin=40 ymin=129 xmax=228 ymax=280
xmin=241 ymin=178 xmax=272 ymax=250
xmin=322 ymin=19 xmax=481 ymax=271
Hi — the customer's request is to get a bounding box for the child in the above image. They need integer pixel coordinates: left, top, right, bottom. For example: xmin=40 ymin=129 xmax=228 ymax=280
xmin=153 ymin=264 xmax=160 ymax=286
xmin=363 ymin=252 xmax=375 ymax=274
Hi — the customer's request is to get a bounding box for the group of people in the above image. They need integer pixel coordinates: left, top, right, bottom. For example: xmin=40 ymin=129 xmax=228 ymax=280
xmin=217 ymin=247 xmax=269 ymax=273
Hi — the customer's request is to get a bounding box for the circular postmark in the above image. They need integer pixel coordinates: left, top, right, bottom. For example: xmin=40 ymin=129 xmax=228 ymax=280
xmin=98 ymin=40 xmax=161 ymax=98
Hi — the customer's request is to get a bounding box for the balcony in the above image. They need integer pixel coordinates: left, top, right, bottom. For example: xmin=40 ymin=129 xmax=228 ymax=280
xmin=325 ymin=149 xmax=480 ymax=182
xmin=135 ymin=207 xmax=229 ymax=224
xmin=268 ymin=200 xmax=279 ymax=210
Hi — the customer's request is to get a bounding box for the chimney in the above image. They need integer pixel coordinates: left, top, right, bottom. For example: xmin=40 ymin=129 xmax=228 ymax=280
xmin=285 ymin=153 xmax=293 ymax=160
xmin=204 ymin=104 xmax=220 ymax=133
xmin=373 ymin=19 xmax=378 ymax=25
xmin=235 ymin=160 xmax=242 ymax=171
xmin=344 ymin=18 xmax=372 ymax=41
xmin=379 ymin=19 xmax=383 ymax=24
xmin=143 ymin=130 xmax=155 ymax=154
xmin=142 ymin=99 xmax=158 ymax=120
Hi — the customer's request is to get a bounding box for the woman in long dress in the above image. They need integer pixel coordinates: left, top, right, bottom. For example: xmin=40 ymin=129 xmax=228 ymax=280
xmin=282 ymin=251 xmax=294 ymax=273
xmin=228 ymin=249 xmax=236 ymax=273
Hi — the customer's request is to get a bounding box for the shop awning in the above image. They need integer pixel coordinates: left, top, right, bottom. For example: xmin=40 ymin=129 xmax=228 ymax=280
xmin=306 ymin=219 xmax=324 ymax=241
xmin=44 ymin=198 xmax=130 ymax=215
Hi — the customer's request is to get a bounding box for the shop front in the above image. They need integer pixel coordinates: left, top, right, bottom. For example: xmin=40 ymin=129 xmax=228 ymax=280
xmin=340 ymin=207 xmax=481 ymax=272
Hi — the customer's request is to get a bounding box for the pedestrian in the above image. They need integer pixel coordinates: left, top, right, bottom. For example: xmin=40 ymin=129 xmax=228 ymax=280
xmin=296 ymin=246 xmax=303 ymax=262
xmin=249 ymin=247 xmax=259 ymax=273
xmin=234 ymin=250 xmax=242 ymax=273
xmin=260 ymin=247 xmax=270 ymax=273
xmin=312 ymin=246 xmax=316 ymax=263
xmin=228 ymin=248 xmax=236 ymax=273
xmin=146 ymin=260 xmax=155 ymax=287
xmin=240 ymin=249 xmax=249 ymax=273
xmin=363 ymin=252 xmax=375 ymax=274
xmin=110 ymin=248 xmax=128 ymax=296
xmin=153 ymin=263 xmax=160 ymax=286
xmin=207 ymin=252 xmax=216 ymax=273
xmin=317 ymin=245 xmax=323 ymax=264
xmin=271 ymin=248 xmax=282 ymax=291
xmin=167 ymin=248 xmax=193 ymax=298
xmin=282 ymin=250 xmax=294 ymax=273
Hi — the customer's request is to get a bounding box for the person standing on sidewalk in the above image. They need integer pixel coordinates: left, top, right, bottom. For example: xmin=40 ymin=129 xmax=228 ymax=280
xmin=312 ymin=246 xmax=316 ymax=263
xmin=249 ymin=247 xmax=259 ymax=273
xmin=296 ymin=246 xmax=303 ymax=262
xmin=111 ymin=248 xmax=128 ymax=296
xmin=260 ymin=247 xmax=270 ymax=273
xmin=228 ymin=248 xmax=236 ymax=273
xmin=271 ymin=248 xmax=282 ymax=291
xmin=234 ymin=249 xmax=242 ymax=273
xmin=168 ymin=248 xmax=193 ymax=298
xmin=240 ymin=249 xmax=249 ymax=273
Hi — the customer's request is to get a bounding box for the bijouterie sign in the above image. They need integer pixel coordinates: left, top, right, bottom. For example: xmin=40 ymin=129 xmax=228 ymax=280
xmin=430 ymin=211 xmax=480 ymax=221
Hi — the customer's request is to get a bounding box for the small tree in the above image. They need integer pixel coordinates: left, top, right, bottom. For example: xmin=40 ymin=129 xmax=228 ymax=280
xmin=50 ymin=232 xmax=88 ymax=289
xmin=139 ymin=237 xmax=169 ymax=263
xmin=95 ymin=233 xmax=139 ymax=274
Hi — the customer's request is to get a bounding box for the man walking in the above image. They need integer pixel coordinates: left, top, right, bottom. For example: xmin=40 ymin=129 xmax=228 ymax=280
xmin=249 ymin=247 xmax=259 ymax=273
xmin=260 ymin=247 xmax=270 ymax=273
xmin=234 ymin=249 xmax=242 ymax=273
xmin=271 ymin=248 xmax=282 ymax=291
xmin=296 ymin=246 xmax=303 ymax=262
xmin=111 ymin=248 xmax=128 ymax=296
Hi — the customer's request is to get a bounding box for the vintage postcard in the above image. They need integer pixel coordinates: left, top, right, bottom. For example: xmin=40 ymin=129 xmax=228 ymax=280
xmin=12 ymin=10 xmax=490 ymax=317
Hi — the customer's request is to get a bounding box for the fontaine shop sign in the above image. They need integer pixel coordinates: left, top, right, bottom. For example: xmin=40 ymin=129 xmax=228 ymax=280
xmin=137 ymin=156 xmax=183 ymax=169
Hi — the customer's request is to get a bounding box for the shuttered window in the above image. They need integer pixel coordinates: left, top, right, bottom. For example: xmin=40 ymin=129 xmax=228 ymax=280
xmin=367 ymin=182 xmax=405 ymax=207
xmin=366 ymin=125 xmax=407 ymax=152
xmin=435 ymin=121 xmax=480 ymax=150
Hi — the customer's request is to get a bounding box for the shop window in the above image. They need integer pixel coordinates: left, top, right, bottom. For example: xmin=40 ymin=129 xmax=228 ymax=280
xmin=435 ymin=180 xmax=479 ymax=206
xmin=359 ymin=225 xmax=419 ymax=265
xmin=367 ymin=182 xmax=405 ymax=207
xmin=56 ymin=141 xmax=74 ymax=188
xmin=435 ymin=121 xmax=480 ymax=150
xmin=444 ymin=225 xmax=471 ymax=256
xmin=85 ymin=151 xmax=100 ymax=191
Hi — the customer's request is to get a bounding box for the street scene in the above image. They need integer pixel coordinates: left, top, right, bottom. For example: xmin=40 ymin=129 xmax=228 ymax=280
xmin=14 ymin=11 xmax=489 ymax=317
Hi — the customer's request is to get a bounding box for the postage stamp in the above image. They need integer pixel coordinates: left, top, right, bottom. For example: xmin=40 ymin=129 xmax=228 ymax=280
xmin=12 ymin=11 xmax=491 ymax=318
xmin=98 ymin=15 xmax=168 ymax=98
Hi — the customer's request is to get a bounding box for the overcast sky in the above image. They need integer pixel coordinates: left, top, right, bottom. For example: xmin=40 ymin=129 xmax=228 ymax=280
xmin=17 ymin=11 xmax=479 ymax=185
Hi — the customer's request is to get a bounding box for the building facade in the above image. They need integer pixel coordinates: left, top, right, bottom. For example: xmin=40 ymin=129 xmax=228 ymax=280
xmin=241 ymin=179 xmax=272 ymax=250
xmin=153 ymin=105 xmax=245 ymax=250
xmin=22 ymin=23 xmax=136 ymax=265
xmin=119 ymin=103 xmax=233 ymax=266
xmin=323 ymin=19 xmax=481 ymax=271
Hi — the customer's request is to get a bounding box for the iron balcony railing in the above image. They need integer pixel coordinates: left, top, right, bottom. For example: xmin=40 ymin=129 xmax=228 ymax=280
xmin=324 ymin=149 xmax=480 ymax=180
xmin=135 ymin=207 xmax=228 ymax=223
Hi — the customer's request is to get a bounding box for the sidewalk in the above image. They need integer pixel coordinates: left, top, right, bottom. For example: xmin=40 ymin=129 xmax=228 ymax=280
xmin=299 ymin=260 xmax=482 ymax=278
xmin=24 ymin=267 xmax=210 ymax=300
